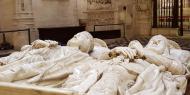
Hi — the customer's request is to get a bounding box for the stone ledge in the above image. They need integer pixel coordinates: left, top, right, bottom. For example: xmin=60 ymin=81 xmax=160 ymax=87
xmin=0 ymin=50 xmax=16 ymax=57
xmin=151 ymin=28 xmax=179 ymax=36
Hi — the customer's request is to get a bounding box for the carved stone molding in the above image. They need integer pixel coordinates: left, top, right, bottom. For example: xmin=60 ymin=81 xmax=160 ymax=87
xmin=87 ymin=0 xmax=112 ymax=10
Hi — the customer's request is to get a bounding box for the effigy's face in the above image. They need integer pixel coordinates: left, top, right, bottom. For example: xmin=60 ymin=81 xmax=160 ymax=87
xmin=145 ymin=35 xmax=167 ymax=54
xmin=67 ymin=33 xmax=86 ymax=50
xmin=67 ymin=31 xmax=94 ymax=53
xmin=74 ymin=32 xmax=88 ymax=43
xmin=67 ymin=36 xmax=80 ymax=48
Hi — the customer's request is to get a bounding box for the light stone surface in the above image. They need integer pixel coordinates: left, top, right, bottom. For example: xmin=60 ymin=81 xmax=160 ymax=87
xmin=0 ymin=0 xmax=79 ymax=50
xmin=0 ymin=33 xmax=189 ymax=95
xmin=0 ymin=0 xmax=170 ymax=50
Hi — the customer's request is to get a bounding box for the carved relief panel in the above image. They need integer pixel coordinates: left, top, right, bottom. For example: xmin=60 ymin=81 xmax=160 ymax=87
xmin=87 ymin=11 xmax=114 ymax=25
xmin=87 ymin=0 xmax=112 ymax=10
xmin=85 ymin=0 xmax=115 ymax=31
xmin=135 ymin=0 xmax=151 ymax=19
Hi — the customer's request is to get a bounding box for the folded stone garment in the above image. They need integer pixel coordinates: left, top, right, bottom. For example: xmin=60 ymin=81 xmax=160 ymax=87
xmin=0 ymin=45 xmax=91 ymax=82
xmin=126 ymin=64 xmax=187 ymax=95
xmin=0 ymin=34 xmax=189 ymax=95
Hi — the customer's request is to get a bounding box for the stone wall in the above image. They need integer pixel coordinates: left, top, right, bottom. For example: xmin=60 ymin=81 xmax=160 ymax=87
xmin=0 ymin=0 xmax=153 ymax=49
xmin=33 ymin=0 xmax=79 ymax=27
xmin=0 ymin=0 xmax=16 ymax=46
xmin=0 ymin=0 xmax=79 ymax=50
xmin=131 ymin=0 xmax=152 ymax=37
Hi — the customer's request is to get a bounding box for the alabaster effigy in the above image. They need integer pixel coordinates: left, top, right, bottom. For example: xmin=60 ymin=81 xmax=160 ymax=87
xmin=0 ymin=31 xmax=190 ymax=95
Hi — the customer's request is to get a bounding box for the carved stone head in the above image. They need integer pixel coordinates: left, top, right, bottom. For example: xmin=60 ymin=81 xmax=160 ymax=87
xmin=145 ymin=35 xmax=168 ymax=54
xmin=67 ymin=31 xmax=94 ymax=53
